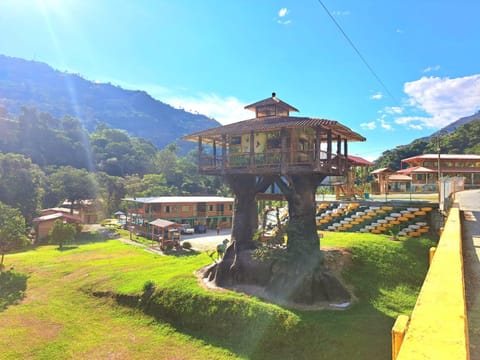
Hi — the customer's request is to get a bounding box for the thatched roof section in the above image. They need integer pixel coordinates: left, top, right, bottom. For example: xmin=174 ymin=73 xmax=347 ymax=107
xmin=244 ymin=93 xmax=299 ymax=113
xmin=182 ymin=116 xmax=366 ymax=144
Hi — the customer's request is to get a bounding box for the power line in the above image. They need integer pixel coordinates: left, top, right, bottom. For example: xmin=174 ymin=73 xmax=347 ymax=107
xmin=316 ymin=0 xmax=400 ymax=106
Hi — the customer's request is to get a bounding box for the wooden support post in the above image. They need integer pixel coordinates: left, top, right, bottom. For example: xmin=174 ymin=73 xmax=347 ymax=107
xmin=281 ymin=128 xmax=288 ymax=174
xmin=222 ymin=134 xmax=227 ymax=171
xmin=344 ymin=138 xmax=348 ymax=175
xmin=249 ymin=131 xmax=255 ymax=168
xmin=315 ymin=127 xmax=321 ymax=169
xmin=336 ymin=135 xmax=341 ymax=171
xmin=326 ymin=130 xmax=332 ymax=167
xmin=198 ymin=136 xmax=203 ymax=169
xmin=213 ymin=139 xmax=217 ymax=167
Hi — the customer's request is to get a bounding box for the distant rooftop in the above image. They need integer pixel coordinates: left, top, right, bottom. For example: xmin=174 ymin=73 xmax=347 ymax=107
xmin=402 ymin=154 xmax=480 ymax=162
xmin=123 ymin=196 xmax=234 ymax=204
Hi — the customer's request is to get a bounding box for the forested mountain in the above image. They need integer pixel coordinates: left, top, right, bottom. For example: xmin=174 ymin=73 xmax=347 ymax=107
xmin=0 ymin=107 xmax=229 ymax=221
xmin=0 ymin=54 xmax=220 ymax=150
xmin=375 ymin=115 xmax=480 ymax=170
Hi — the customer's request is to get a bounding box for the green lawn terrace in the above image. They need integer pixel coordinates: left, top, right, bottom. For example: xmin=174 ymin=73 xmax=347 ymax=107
xmin=316 ymin=202 xmax=435 ymax=237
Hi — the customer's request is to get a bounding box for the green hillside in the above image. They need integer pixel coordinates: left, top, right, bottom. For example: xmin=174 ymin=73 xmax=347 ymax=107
xmin=0 ymin=54 xmax=220 ymax=150
xmin=374 ymin=116 xmax=480 ymax=170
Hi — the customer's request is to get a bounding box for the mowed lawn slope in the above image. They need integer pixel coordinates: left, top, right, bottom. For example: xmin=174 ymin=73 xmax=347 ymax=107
xmin=0 ymin=231 xmax=435 ymax=359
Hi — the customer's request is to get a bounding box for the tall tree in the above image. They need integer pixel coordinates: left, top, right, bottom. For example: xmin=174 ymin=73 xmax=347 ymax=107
xmin=47 ymin=166 xmax=97 ymax=214
xmin=96 ymin=172 xmax=126 ymax=216
xmin=48 ymin=219 xmax=77 ymax=250
xmin=0 ymin=153 xmax=45 ymax=222
xmin=0 ymin=202 xmax=28 ymax=270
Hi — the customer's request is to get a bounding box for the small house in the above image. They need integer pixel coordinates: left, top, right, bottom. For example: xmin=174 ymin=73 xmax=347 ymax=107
xmin=33 ymin=212 xmax=83 ymax=242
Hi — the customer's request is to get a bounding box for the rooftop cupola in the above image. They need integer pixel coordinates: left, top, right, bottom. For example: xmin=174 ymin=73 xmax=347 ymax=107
xmin=244 ymin=92 xmax=299 ymax=118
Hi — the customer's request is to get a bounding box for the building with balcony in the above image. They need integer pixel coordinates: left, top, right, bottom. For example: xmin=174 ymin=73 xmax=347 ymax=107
xmin=123 ymin=196 xmax=235 ymax=233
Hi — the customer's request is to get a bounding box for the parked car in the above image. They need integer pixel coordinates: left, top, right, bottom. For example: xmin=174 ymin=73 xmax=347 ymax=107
xmin=194 ymin=224 xmax=207 ymax=233
xmin=181 ymin=224 xmax=195 ymax=235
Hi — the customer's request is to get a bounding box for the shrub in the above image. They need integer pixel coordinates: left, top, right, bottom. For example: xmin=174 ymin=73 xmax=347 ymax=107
xmin=181 ymin=241 xmax=192 ymax=250
xmin=142 ymin=280 xmax=156 ymax=293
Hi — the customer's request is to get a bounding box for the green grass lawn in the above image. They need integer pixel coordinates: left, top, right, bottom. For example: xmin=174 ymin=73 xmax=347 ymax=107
xmin=0 ymin=230 xmax=435 ymax=359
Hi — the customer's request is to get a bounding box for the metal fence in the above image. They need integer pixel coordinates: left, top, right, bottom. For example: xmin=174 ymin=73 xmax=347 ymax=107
xmin=439 ymin=177 xmax=464 ymax=211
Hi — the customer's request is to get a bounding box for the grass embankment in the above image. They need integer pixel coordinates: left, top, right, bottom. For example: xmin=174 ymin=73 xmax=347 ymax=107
xmin=0 ymin=231 xmax=435 ymax=359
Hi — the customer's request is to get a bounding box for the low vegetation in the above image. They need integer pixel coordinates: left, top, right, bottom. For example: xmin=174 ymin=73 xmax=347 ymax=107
xmin=0 ymin=231 xmax=435 ymax=359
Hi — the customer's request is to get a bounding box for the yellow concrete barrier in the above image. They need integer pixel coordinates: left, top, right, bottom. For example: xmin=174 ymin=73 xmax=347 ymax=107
xmin=392 ymin=315 xmax=410 ymax=360
xmin=395 ymin=207 xmax=469 ymax=360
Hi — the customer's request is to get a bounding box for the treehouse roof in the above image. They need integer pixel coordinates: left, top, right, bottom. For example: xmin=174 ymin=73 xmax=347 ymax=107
xmin=244 ymin=93 xmax=299 ymax=113
xmin=182 ymin=116 xmax=366 ymax=144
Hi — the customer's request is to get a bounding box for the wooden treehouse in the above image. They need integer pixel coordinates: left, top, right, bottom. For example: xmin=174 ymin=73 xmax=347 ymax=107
xmin=183 ymin=93 xmax=366 ymax=304
xmin=183 ymin=93 xmax=365 ymax=178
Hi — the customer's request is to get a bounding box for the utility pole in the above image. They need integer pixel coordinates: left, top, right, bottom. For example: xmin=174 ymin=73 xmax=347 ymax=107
xmin=435 ymin=131 xmax=446 ymax=205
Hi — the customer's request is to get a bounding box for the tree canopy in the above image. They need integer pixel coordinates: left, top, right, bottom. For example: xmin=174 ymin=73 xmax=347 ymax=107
xmin=0 ymin=152 xmax=45 ymax=222
xmin=47 ymin=166 xmax=97 ymax=214
xmin=48 ymin=219 xmax=77 ymax=250
xmin=0 ymin=202 xmax=28 ymax=269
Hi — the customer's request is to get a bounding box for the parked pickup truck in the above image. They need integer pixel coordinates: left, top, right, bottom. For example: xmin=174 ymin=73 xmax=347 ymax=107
xmin=181 ymin=224 xmax=195 ymax=235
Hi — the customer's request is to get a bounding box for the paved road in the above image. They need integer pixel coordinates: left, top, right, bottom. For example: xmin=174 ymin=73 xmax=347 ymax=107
xmin=455 ymin=189 xmax=480 ymax=357
xmin=179 ymin=228 xmax=232 ymax=251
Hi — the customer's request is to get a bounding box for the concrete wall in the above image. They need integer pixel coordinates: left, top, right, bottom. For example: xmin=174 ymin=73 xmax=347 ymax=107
xmin=394 ymin=206 xmax=469 ymax=359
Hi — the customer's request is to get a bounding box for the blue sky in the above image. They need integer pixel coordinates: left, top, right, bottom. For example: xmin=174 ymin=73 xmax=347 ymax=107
xmin=1 ymin=0 xmax=480 ymax=160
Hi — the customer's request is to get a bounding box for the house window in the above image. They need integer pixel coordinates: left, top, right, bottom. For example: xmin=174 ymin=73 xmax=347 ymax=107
xmin=182 ymin=206 xmax=190 ymax=212
xmin=165 ymin=206 xmax=170 ymax=213
xmin=228 ymin=204 xmax=233 ymax=211
xmin=209 ymin=205 xmax=214 ymax=211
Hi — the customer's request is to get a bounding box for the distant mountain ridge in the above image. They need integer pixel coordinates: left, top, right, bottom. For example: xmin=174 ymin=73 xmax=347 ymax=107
xmin=374 ymin=111 xmax=480 ymax=170
xmin=0 ymin=54 xmax=220 ymax=150
xmin=430 ymin=111 xmax=480 ymax=138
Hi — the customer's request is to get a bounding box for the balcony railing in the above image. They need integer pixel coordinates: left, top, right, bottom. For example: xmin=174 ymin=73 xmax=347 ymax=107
xmin=199 ymin=150 xmax=348 ymax=175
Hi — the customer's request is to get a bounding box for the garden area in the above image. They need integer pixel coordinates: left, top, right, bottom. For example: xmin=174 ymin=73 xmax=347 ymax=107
xmin=0 ymin=230 xmax=435 ymax=359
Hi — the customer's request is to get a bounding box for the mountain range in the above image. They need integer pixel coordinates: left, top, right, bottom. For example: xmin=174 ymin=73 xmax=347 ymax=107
xmin=0 ymin=54 xmax=219 ymax=151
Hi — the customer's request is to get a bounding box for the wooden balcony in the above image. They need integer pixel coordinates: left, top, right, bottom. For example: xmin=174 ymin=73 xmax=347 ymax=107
xmin=198 ymin=149 xmax=348 ymax=176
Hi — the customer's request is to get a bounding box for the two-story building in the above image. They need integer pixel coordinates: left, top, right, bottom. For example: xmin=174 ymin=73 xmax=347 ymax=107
xmin=371 ymin=154 xmax=480 ymax=194
xmin=123 ymin=196 xmax=235 ymax=234
xmin=399 ymin=154 xmax=480 ymax=191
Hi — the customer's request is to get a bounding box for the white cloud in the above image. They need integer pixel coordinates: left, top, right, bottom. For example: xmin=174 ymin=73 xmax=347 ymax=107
xmin=164 ymin=93 xmax=252 ymax=125
xmin=331 ymin=10 xmax=350 ymax=16
xmin=409 ymin=124 xmax=423 ymax=130
xmin=396 ymin=28 xmax=404 ymax=34
xmin=422 ymin=65 xmax=441 ymax=73
xmin=360 ymin=121 xmax=376 ymax=130
xmin=384 ymin=106 xmax=403 ymax=114
xmin=278 ymin=8 xmax=288 ymax=17
xmin=394 ymin=116 xmax=430 ymax=125
xmin=379 ymin=118 xmax=393 ymax=131
xmin=403 ymin=74 xmax=480 ymax=128
xmin=370 ymin=92 xmax=383 ymax=100
xmin=277 ymin=7 xmax=291 ymax=25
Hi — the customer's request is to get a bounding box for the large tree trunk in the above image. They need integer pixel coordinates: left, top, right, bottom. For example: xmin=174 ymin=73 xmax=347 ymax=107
xmin=282 ymin=174 xmax=322 ymax=257
xmin=203 ymin=173 xmax=350 ymax=306
xmin=211 ymin=175 xmax=258 ymax=286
